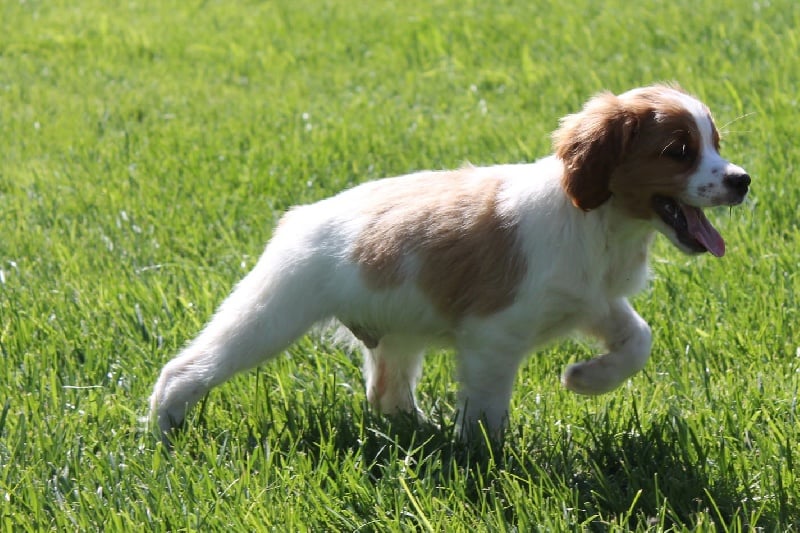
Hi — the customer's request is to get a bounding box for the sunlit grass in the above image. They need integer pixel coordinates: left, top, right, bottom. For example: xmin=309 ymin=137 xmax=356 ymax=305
xmin=1 ymin=0 xmax=799 ymax=530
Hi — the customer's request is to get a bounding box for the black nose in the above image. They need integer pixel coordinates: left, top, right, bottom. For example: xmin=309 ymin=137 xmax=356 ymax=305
xmin=724 ymin=172 xmax=751 ymax=196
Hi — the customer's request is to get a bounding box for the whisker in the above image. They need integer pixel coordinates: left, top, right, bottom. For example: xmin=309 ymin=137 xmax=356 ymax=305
xmin=660 ymin=139 xmax=678 ymax=156
xmin=718 ymin=129 xmax=755 ymax=136
xmin=719 ymin=112 xmax=756 ymax=131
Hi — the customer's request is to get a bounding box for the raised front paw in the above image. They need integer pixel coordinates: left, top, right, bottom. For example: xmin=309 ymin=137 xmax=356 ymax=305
xmin=561 ymin=358 xmax=628 ymax=395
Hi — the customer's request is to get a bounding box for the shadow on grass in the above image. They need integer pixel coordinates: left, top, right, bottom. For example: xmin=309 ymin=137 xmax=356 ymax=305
xmin=540 ymin=406 xmax=766 ymax=530
xmin=178 ymin=386 xmax=796 ymax=530
xmin=502 ymin=402 xmax=797 ymax=530
xmin=246 ymin=384 xmax=500 ymax=482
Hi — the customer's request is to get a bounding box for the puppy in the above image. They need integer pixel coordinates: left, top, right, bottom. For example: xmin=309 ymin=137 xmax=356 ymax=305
xmin=150 ymin=84 xmax=750 ymax=441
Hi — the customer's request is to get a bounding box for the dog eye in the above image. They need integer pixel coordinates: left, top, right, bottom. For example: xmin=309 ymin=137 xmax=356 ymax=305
xmin=663 ymin=142 xmax=693 ymax=161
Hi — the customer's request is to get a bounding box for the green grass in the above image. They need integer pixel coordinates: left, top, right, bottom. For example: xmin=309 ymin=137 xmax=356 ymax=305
xmin=1 ymin=0 xmax=799 ymax=530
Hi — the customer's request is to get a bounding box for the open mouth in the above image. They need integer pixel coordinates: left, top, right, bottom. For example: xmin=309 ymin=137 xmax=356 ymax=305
xmin=651 ymin=195 xmax=726 ymax=257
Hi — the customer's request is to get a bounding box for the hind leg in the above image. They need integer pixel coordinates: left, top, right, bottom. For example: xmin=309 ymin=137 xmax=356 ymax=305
xmin=150 ymin=250 xmax=332 ymax=435
xmin=362 ymin=335 xmax=426 ymax=419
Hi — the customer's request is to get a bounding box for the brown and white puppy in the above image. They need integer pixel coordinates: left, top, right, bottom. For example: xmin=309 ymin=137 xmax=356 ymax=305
xmin=150 ymin=85 xmax=750 ymax=441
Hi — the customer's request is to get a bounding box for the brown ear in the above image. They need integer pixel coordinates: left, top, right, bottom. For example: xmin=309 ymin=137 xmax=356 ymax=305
xmin=553 ymin=92 xmax=638 ymax=211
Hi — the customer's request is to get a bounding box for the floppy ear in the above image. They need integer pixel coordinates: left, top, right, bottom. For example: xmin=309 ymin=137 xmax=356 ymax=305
xmin=553 ymin=92 xmax=639 ymax=211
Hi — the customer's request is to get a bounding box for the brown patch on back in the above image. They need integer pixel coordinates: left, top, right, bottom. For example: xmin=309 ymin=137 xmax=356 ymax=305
xmin=351 ymin=170 xmax=527 ymax=320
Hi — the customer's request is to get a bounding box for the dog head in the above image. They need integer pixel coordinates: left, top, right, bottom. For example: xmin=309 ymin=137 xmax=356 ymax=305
xmin=553 ymin=84 xmax=750 ymax=257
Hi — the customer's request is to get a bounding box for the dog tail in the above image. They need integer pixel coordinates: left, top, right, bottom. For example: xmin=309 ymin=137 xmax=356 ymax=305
xmin=149 ymin=209 xmax=340 ymax=436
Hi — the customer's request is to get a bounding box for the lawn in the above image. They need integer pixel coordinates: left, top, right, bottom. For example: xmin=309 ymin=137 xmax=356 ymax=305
xmin=1 ymin=0 xmax=799 ymax=530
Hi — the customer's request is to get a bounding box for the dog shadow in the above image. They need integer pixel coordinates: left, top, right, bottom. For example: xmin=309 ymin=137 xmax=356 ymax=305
xmin=182 ymin=390 xmax=793 ymax=530
xmin=246 ymin=395 xmax=499 ymax=481
xmin=536 ymin=409 xmax=739 ymax=529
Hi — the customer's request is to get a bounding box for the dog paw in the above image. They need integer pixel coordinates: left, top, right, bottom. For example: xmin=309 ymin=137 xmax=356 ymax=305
xmin=561 ymin=359 xmax=620 ymax=395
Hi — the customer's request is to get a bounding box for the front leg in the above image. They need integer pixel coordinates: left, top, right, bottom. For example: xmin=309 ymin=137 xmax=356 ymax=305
xmin=562 ymin=298 xmax=652 ymax=395
xmin=453 ymin=325 xmax=527 ymax=442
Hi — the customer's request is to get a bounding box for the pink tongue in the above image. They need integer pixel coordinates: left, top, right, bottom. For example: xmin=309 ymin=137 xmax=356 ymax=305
xmin=682 ymin=205 xmax=725 ymax=257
